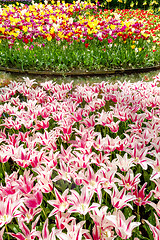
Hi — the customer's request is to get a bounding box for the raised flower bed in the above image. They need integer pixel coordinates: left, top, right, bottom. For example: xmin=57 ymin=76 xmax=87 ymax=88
xmin=0 ymin=1 xmax=159 ymax=71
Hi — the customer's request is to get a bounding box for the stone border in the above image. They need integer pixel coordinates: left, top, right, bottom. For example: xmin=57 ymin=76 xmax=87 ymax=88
xmin=0 ymin=65 xmax=160 ymax=76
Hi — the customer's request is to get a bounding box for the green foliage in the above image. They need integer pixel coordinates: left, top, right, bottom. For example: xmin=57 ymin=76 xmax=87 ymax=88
xmin=0 ymin=37 xmax=159 ymax=72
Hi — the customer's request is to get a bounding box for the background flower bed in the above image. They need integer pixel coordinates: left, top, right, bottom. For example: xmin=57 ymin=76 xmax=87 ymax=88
xmin=0 ymin=1 xmax=159 ymax=71
xmin=1 ymin=74 xmax=160 ymax=239
xmin=99 ymin=0 xmax=159 ymax=11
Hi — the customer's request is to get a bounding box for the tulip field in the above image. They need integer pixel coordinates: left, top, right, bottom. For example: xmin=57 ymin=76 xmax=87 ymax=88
xmin=1 ymin=1 xmax=160 ymax=240
xmin=0 ymin=1 xmax=159 ymax=71
xmin=0 ymin=74 xmax=160 ymax=239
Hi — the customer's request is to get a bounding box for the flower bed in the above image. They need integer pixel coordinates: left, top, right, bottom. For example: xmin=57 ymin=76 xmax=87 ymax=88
xmin=0 ymin=1 xmax=159 ymax=71
xmin=0 ymin=74 xmax=160 ymax=239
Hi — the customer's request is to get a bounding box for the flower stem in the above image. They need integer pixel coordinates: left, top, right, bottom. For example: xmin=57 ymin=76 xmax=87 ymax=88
xmin=2 ymin=163 xmax=5 ymax=177
xmin=137 ymin=205 xmax=140 ymax=230
xmin=137 ymin=205 xmax=140 ymax=219
xmin=84 ymin=214 xmax=86 ymax=229
xmin=40 ymin=205 xmax=47 ymax=219
xmin=51 ymin=190 xmax=55 ymax=199
xmin=5 ymin=224 xmax=10 ymax=240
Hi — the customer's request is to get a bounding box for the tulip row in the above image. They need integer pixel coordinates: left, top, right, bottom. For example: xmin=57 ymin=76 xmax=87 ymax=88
xmin=0 ymin=1 xmax=159 ymax=70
